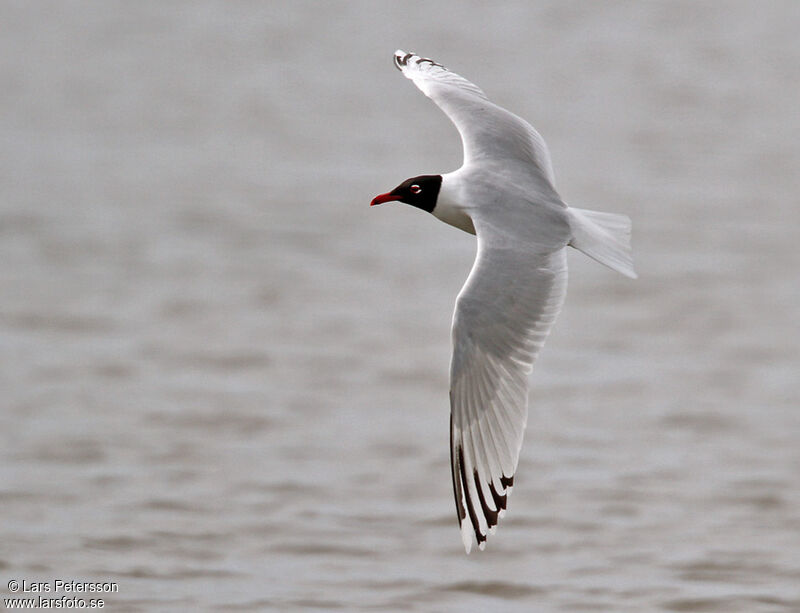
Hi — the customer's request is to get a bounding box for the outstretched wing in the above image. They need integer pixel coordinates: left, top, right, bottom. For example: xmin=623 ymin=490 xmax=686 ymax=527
xmin=393 ymin=50 xmax=556 ymax=184
xmin=449 ymin=231 xmax=568 ymax=552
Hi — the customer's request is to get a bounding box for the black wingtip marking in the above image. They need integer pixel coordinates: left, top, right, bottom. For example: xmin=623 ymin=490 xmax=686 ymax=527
xmin=450 ymin=415 xmax=467 ymax=522
xmin=415 ymin=56 xmax=445 ymax=69
xmin=394 ymin=52 xmax=414 ymax=70
xmin=489 ymin=480 xmax=507 ymax=512
xmin=473 ymin=470 xmax=499 ymax=529
xmin=458 ymin=446 xmax=486 ymax=545
xmin=500 ymin=474 xmax=514 ymax=489
xmin=394 ymin=52 xmax=445 ymax=71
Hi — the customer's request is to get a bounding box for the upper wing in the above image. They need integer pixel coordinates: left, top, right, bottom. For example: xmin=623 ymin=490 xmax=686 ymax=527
xmin=393 ymin=50 xmax=556 ymax=184
xmin=449 ymin=231 xmax=568 ymax=553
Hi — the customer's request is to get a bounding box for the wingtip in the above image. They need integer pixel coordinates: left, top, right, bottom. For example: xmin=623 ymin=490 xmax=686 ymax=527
xmin=393 ymin=49 xmax=412 ymax=71
xmin=460 ymin=521 xmax=473 ymax=554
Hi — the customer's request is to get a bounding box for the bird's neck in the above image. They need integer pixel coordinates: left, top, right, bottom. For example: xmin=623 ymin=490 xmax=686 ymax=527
xmin=433 ymin=172 xmax=476 ymax=235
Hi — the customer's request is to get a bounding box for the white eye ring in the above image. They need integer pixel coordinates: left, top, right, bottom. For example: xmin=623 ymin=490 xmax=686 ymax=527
xmin=410 ymin=184 xmax=422 ymax=194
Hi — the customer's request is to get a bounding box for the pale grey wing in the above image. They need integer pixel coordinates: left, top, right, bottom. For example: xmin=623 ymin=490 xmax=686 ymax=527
xmin=449 ymin=235 xmax=568 ymax=552
xmin=393 ymin=50 xmax=556 ymax=184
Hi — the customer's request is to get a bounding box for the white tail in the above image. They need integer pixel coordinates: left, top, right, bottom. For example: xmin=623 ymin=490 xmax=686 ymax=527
xmin=567 ymin=207 xmax=637 ymax=279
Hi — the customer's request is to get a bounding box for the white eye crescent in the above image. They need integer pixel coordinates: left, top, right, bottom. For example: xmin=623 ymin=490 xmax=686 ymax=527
xmin=410 ymin=184 xmax=422 ymax=194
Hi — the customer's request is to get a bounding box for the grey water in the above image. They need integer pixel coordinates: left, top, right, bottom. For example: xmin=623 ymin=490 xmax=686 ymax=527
xmin=1 ymin=2 xmax=799 ymax=611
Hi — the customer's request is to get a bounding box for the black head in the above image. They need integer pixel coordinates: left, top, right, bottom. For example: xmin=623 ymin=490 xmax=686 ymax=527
xmin=370 ymin=175 xmax=442 ymax=213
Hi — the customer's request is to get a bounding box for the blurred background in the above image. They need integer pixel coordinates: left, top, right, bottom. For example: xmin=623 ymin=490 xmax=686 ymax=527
xmin=1 ymin=1 xmax=798 ymax=611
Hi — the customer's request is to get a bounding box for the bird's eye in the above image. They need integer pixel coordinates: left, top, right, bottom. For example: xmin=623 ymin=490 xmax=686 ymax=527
xmin=410 ymin=184 xmax=422 ymax=194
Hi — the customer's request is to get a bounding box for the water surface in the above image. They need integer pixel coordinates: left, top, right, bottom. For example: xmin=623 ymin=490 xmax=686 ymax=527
xmin=1 ymin=2 xmax=799 ymax=611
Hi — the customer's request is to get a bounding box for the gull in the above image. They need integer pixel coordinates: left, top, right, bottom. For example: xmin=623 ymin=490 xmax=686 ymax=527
xmin=371 ymin=50 xmax=636 ymax=553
